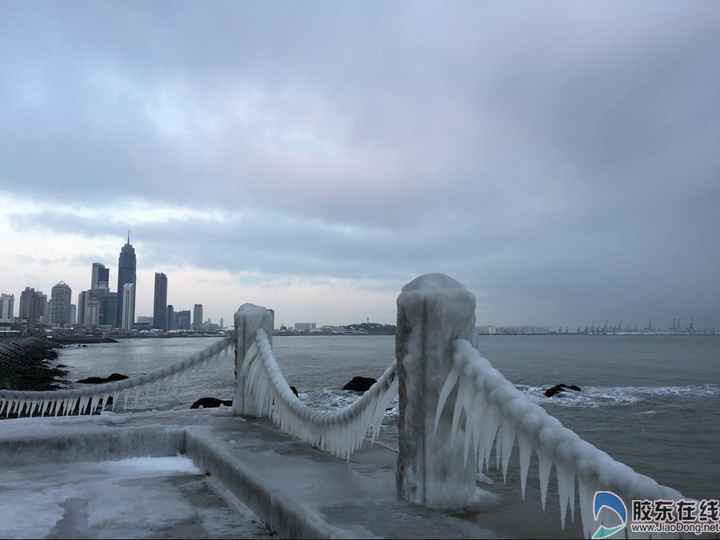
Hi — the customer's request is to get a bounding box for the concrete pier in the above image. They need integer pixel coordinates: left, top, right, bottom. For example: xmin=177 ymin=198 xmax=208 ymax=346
xmin=0 ymin=410 xmax=583 ymax=538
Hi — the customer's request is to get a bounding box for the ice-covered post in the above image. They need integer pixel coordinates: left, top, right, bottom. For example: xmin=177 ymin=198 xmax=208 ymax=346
xmin=396 ymin=273 xmax=478 ymax=508
xmin=234 ymin=303 xmax=274 ymax=416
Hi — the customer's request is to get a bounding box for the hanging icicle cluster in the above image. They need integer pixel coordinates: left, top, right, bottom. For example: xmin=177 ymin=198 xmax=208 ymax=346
xmin=239 ymin=329 xmax=398 ymax=460
xmin=436 ymin=338 xmax=683 ymax=538
xmin=0 ymin=334 xmax=235 ymax=419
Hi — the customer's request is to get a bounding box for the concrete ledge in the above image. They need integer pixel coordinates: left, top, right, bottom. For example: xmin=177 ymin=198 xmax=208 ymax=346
xmin=185 ymin=428 xmax=355 ymax=539
xmin=0 ymin=424 xmax=185 ymax=466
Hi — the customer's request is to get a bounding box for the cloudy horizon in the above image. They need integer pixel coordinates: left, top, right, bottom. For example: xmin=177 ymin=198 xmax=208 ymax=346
xmin=1 ymin=1 xmax=719 ymax=329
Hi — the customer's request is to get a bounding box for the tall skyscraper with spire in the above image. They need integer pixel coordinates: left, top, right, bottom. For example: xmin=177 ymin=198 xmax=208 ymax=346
xmin=116 ymin=232 xmax=137 ymax=328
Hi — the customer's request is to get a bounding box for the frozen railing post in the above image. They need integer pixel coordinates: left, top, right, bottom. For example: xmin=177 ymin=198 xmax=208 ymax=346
xmin=234 ymin=303 xmax=274 ymax=416
xmin=396 ymin=273 xmax=478 ymax=508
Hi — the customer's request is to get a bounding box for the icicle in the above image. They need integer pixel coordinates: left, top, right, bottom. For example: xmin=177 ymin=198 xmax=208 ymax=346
xmin=434 ymin=367 xmax=458 ymax=434
xmin=500 ymin=420 xmax=516 ymax=482
xmin=538 ymin=451 xmax=553 ymax=511
xmin=556 ymin=462 xmax=575 ymax=529
xmin=578 ymin=479 xmax=596 ymax=540
xmin=481 ymin=404 xmax=501 ymax=473
xmin=518 ymin=433 xmax=532 ymax=500
xmin=450 ymin=377 xmax=471 ymax=448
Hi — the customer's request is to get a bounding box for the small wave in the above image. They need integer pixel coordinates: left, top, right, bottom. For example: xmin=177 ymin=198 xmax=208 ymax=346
xmin=516 ymin=384 xmax=720 ymax=408
xmin=299 ymin=388 xmax=399 ymax=417
xmin=297 ymin=384 xmax=720 ymax=414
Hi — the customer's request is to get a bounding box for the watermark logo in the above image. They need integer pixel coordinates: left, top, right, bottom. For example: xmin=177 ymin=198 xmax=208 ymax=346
xmin=592 ymin=491 xmax=628 ymax=539
xmin=590 ymin=491 xmax=720 ymax=537
xmin=631 ymin=498 xmax=720 ymax=536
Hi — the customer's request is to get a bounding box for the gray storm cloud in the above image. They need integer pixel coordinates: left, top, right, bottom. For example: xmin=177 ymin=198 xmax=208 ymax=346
xmin=1 ymin=1 xmax=719 ymax=327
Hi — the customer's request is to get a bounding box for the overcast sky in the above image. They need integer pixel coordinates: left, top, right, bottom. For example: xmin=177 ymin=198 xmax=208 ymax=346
xmin=1 ymin=1 xmax=719 ymax=328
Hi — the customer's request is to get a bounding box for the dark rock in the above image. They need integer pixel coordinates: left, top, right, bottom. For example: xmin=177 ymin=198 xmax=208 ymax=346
xmin=77 ymin=372 xmax=129 ymax=384
xmin=544 ymin=383 xmax=582 ymax=398
xmin=190 ymin=397 xmax=233 ymax=409
xmin=342 ymin=376 xmax=377 ymax=393
xmin=290 ymin=385 xmax=299 ymax=398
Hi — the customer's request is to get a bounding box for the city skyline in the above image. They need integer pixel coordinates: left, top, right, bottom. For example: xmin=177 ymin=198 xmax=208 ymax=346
xmin=0 ymin=235 xmax=219 ymax=330
xmin=2 ymin=256 xmax=717 ymax=331
xmin=1 ymin=3 xmax=719 ymax=328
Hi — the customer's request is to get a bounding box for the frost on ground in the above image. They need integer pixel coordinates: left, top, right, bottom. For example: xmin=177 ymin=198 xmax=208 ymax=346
xmin=0 ymin=456 xmax=270 ymax=539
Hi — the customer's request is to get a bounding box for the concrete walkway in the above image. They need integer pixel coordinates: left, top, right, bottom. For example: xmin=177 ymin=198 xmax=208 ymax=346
xmin=0 ymin=409 xmax=584 ymax=538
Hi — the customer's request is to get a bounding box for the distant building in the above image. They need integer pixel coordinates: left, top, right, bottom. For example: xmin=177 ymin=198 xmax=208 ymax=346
xmin=0 ymin=294 xmax=15 ymax=322
xmin=91 ymin=263 xmax=110 ymax=290
xmin=176 ymin=310 xmax=191 ymax=330
xmin=121 ymin=283 xmax=135 ymax=330
xmin=294 ymin=322 xmax=316 ymax=332
xmin=153 ymin=273 xmax=168 ymax=330
xmin=47 ymin=299 xmax=55 ymax=325
xmin=219 ymin=317 xmax=224 ymax=329
xmin=137 ymin=315 xmax=154 ymax=324
xmin=77 ymin=291 xmax=87 ymax=325
xmin=99 ymin=291 xmax=118 ymax=327
xmin=19 ymin=287 xmax=46 ymax=323
xmin=19 ymin=287 xmax=34 ymax=321
xmin=77 ymin=289 xmax=117 ymax=328
xmin=167 ymin=305 xmax=176 ymax=330
xmin=70 ymin=304 xmax=77 ymax=325
xmin=50 ymin=282 xmax=72 ymax=326
xmin=116 ymin=234 xmax=136 ymax=328
xmin=85 ymin=296 xmax=100 ymax=327
xmin=193 ymin=304 xmax=203 ymax=330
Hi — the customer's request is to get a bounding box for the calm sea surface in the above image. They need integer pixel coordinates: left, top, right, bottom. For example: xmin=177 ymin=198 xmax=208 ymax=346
xmin=57 ymin=334 xmax=720 ymax=500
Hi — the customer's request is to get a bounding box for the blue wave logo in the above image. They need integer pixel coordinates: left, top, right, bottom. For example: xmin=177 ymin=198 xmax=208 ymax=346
xmin=592 ymin=490 xmax=628 ymax=539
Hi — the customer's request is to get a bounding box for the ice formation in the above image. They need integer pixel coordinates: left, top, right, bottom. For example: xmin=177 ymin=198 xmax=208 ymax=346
xmin=238 ymin=329 xmax=397 ymax=460
xmin=0 ymin=335 xmax=234 ymax=419
xmin=435 ymin=338 xmax=684 ymax=537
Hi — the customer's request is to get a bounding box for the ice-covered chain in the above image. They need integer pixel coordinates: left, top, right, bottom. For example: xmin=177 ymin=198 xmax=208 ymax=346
xmin=0 ymin=334 xmax=235 ymax=416
xmin=240 ymin=329 xmax=398 ymax=459
xmin=437 ymin=338 xmax=684 ymax=536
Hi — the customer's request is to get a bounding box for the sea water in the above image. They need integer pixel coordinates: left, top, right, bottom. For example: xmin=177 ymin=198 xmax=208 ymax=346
xmin=56 ymin=334 xmax=720 ymax=500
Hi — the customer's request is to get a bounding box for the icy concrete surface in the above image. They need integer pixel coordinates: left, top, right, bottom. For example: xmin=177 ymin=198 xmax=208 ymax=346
xmin=0 ymin=408 xmax=585 ymax=538
xmin=0 ymin=456 xmax=270 ymax=539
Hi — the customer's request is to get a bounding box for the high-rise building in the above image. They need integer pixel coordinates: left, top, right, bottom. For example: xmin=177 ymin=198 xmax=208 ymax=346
xmin=19 ymin=287 xmax=35 ymax=321
xmin=0 ymin=294 xmax=14 ymax=322
xmin=99 ymin=291 xmax=118 ymax=327
xmin=70 ymin=304 xmax=77 ymax=325
xmin=36 ymin=292 xmax=47 ymax=323
xmin=116 ymin=233 xmax=137 ymax=328
xmin=176 ymin=310 xmax=191 ymax=330
xmin=121 ymin=283 xmax=135 ymax=330
xmin=167 ymin=305 xmax=176 ymax=331
xmin=19 ymin=287 xmax=47 ymax=323
xmin=193 ymin=304 xmax=203 ymax=331
xmin=50 ymin=282 xmax=72 ymax=326
xmin=77 ymin=291 xmax=87 ymax=325
xmin=47 ymin=299 xmax=55 ymax=325
xmin=79 ymin=288 xmax=118 ymax=328
xmin=153 ymin=273 xmax=168 ymax=330
xmin=91 ymin=263 xmax=110 ymax=290
xmin=85 ymin=296 xmax=100 ymax=327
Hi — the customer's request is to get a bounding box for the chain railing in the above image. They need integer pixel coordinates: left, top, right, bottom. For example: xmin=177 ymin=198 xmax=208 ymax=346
xmin=0 ymin=334 xmax=234 ymax=418
xmin=238 ymin=328 xmax=397 ymax=459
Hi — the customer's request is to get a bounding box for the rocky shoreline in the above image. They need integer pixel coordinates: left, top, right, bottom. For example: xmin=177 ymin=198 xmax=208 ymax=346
xmin=0 ymin=337 xmax=67 ymax=391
